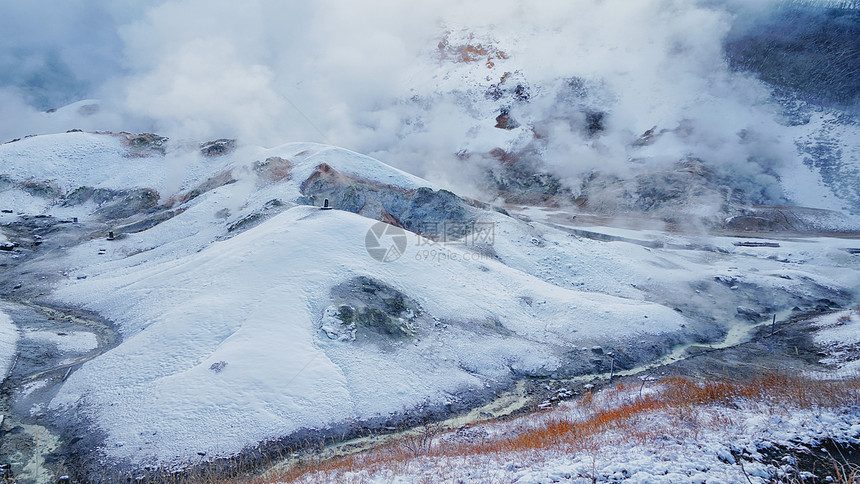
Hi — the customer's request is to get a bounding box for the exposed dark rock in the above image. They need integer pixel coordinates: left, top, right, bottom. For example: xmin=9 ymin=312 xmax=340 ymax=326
xmin=173 ymin=170 xmax=236 ymax=206
xmin=736 ymin=306 xmax=762 ymax=320
xmin=632 ymin=126 xmax=659 ymax=147
xmin=584 ymin=111 xmax=605 ymax=137
xmin=724 ymin=206 xmax=851 ymax=233
xmin=62 ymin=187 xmax=160 ymax=220
xmin=494 ymin=108 xmax=519 ymax=130
xmin=327 ymin=277 xmax=428 ymax=343
xmin=254 ymin=157 xmax=293 ymax=184
xmin=227 ymin=212 xmax=267 ymax=234
xmin=226 ymin=199 xmax=285 ymax=233
xmin=733 ymin=241 xmax=780 ymax=248
xmin=120 ymin=132 xmax=168 ymax=157
xmin=20 ymin=180 xmax=60 ymax=199
xmin=63 ymin=187 xmax=119 ymax=207
xmin=352 ymin=307 xmax=413 ymax=338
xmin=513 ymin=83 xmax=530 ymax=102
xmin=116 ymin=209 xmax=179 ymax=234
xmin=567 ymin=160 xmax=817 ymax=230
xmin=300 ymin=163 xmax=480 ymax=240
xmin=92 ymin=189 xmax=160 ymax=220
xmin=485 ymin=72 xmax=530 ymax=103
xmin=486 ymin=148 xmax=569 ymax=205
xmin=200 ymin=139 xmax=236 ymax=157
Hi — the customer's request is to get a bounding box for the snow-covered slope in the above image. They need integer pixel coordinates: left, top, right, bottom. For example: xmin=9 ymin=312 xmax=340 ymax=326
xmin=1 ymin=132 xmax=170 ymax=192
xmin=1 ymin=132 xmax=858 ymax=472
xmin=814 ymin=307 xmax=860 ymax=376
xmin=0 ymin=310 xmax=17 ymax=381
xmin=0 ymin=133 xmax=433 ymax=216
xmin=49 ymin=206 xmax=689 ymax=464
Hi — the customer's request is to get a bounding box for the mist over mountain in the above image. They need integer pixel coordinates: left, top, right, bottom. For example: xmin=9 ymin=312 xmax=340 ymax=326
xmin=1 ymin=0 xmax=858 ymax=219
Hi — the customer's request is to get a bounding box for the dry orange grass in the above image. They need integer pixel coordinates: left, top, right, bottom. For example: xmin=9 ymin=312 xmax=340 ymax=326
xmin=260 ymin=373 xmax=860 ymax=483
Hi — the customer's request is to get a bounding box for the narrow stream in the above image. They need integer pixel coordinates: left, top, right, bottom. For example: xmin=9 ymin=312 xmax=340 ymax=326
xmin=260 ymin=309 xmax=794 ymax=478
xmin=575 ymin=308 xmax=794 ymax=382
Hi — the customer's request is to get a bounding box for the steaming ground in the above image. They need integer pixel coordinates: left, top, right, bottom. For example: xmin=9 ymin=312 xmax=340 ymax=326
xmin=1 ymin=1 xmax=859 ymax=216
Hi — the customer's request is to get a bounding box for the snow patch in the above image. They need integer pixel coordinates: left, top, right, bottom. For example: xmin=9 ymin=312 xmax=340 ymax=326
xmin=814 ymin=308 xmax=860 ymax=375
xmin=23 ymin=330 xmax=98 ymax=353
xmin=0 ymin=310 xmax=18 ymax=380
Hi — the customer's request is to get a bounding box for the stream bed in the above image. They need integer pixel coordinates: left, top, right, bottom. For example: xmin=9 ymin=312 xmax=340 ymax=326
xmin=0 ymin=299 xmax=120 ymax=483
xmin=258 ymin=307 xmax=823 ymax=480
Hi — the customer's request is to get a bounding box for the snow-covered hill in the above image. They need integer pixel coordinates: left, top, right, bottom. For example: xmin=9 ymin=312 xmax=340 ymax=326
xmin=0 ymin=1 xmax=858 ymax=477
xmin=49 ymin=205 xmax=688 ymax=464
xmin=3 ymin=0 xmax=859 ymax=226
xmin=0 ymin=131 xmax=857 ymax=475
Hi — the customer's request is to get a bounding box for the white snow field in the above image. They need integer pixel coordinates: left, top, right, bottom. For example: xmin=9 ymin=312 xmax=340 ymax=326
xmin=0 ymin=131 xmax=857 ymax=468
xmin=49 ymin=205 xmax=688 ymax=464
xmin=0 ymin=310 xmax=17 ymax=380
xmin=815 ymin=307 xmax=860 ymax=376
xmin=22 ymin=330 xmax=97 ymax=354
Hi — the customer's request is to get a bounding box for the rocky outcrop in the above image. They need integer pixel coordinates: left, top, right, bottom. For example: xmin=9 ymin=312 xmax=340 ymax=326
xmin=119 ymin=132 xmax=168 ymax=157
xmin=484 ymin=148 xmax=570 ymax=205
xmin=170 ymin=170 xmax=236 ymax=206
xmin=300 ymin=163 xmax=480 ymax=239
xmin=322 ymin=276 xmax=427 ymax=343
xmin=63 ymin=187 xmax=160 ymax=219
xmin=253 ymin=157 xmax=293 ymax=185
xmin=200 ymin=139 xmax=236 ymax=157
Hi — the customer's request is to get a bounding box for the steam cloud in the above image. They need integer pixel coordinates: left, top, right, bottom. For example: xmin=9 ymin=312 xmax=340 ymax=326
xmin=0 ymin=0 xmax=849 ymax=204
